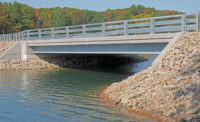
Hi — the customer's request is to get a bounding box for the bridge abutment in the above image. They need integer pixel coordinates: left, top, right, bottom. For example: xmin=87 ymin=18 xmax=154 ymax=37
xmin=21 ymin=41 xmax=27 ymax=61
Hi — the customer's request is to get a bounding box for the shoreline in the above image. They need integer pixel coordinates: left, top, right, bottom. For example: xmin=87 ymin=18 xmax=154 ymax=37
xmin=0 ymin=55 xmax=140 ymax=71
xmin=101 ymin=32 xmax=200 ymax=121
xmin=96 ymin=86 xmax=169 ymax=122
xmin=0 ymin=59 xmax=60 ymax=71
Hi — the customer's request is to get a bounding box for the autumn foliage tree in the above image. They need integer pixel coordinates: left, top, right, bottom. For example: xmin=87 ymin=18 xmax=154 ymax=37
xmin=0 ymin=2 xmax=183 ymax=34
xmin=0 ymin=2 xmax=8 ymax=33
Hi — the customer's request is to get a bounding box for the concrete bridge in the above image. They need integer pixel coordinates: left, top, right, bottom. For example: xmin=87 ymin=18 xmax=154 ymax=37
xmin=0 ymin=13 xmax=199 ymax=65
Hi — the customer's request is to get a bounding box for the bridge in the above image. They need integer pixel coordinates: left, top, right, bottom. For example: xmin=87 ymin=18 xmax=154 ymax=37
xmin=0 ymin=13 xmax=199 ymax=65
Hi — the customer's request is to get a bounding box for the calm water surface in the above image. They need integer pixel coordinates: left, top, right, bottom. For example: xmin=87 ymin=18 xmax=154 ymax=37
xmin=0 ymin=58 xmax=155 ymax=122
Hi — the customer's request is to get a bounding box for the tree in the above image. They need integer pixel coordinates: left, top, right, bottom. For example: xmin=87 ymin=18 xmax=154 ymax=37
xmin=69 ymin=9 xmax=84 ymax=25
xmin=0 ymin=2 xmax=182 ymax=33
xmin=91 ymin=12 xmax=106 ymax=23
xmin=52 ymin=8 xmax=70 ymax=27
xmin=0 ymin=2 xmax=12 ymax=34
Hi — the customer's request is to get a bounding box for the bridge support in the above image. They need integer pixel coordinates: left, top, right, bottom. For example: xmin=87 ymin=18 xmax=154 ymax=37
xmin=152 ymin=33 xmax=183 ymax=66
xmin=21 ymin=41 xmax=27 ymax=61
xmin=33 ymin=43 xmax=167 ymax=55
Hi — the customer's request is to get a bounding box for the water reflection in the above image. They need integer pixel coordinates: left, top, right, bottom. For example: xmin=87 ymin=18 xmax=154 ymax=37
xmin=0 ymin=69 xmax=141 ymax=122
xmin=0 ymin=57 xmax=155 ymax=122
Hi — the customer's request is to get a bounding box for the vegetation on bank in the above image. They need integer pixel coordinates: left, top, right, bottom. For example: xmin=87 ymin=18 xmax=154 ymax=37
xmin=0 ymin=1 xmax=182 ymax=34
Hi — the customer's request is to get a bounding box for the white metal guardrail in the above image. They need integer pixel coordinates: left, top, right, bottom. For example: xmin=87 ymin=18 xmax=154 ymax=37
xmin=0 ymin=13 xmax=199 ymax=41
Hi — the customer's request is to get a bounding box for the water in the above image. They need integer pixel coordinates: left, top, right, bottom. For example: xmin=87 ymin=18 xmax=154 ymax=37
xmin=0 ymin=58 xmax=155 ymax=122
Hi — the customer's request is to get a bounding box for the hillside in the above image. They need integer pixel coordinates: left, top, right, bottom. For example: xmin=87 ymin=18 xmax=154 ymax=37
xmin=0 ymin=1 xmax=182 ymax=34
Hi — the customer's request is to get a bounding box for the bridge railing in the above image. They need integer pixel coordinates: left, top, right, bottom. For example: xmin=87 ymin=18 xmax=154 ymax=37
xmin=25 ymin=13 xmax=198 ymax=41
xmin=0 ymin=13 xmax=199 ymax=41
xmin=0 ymin=32 xmax=24 ymax=41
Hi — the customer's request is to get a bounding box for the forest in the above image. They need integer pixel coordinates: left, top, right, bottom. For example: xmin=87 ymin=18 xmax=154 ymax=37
xmin=0 ymin=1 xmax=183 ymax=34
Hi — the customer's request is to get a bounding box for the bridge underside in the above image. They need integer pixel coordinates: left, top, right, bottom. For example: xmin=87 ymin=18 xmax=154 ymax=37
xmin=26 ymin=33 xmax=178 ymax=64
xmin=32 ymin=43 xmax=167 ymax=55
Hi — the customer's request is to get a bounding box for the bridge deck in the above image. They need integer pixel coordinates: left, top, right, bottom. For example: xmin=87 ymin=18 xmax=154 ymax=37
xmin=28 ymin=33 xmax=175 ymax=46
xmin=28 ymin=33 xmax=178 ymax=55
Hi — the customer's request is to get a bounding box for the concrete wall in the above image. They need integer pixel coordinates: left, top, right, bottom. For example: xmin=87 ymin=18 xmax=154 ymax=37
xmin=0 ymin=41 xmax=21 ymax=61
xmin=27 ymin=46 xmax=39 ymax=59
xmin=0 ymin=41 xmax=39 ymax=61
xmin=33 ymin=43 xmax=168 ymax=55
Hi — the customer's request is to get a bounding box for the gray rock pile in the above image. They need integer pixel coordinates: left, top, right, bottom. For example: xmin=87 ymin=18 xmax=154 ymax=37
xmin=0 ymin=59 xmax=59 ymax=71
xmin=103 ymin=32 xmax=200 ymax=121
xmin=0 ymin=55 xmax=138 ymax=71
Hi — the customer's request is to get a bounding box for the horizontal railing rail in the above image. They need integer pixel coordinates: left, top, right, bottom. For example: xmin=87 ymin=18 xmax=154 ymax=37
xmin=0 ymin=13 xmax=199 ymax=41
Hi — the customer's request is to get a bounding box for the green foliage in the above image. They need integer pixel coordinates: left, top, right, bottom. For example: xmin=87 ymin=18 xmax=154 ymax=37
xmin=0 ymin=2 xmax=7 ymax=32
xmin=0 ymin=2 xmax=182 ymax=34
xmin=52 ymin=8 xmax=71 ymax=27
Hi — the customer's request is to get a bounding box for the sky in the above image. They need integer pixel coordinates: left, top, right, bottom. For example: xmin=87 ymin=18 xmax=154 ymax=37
xmin=0 ymin=0 xmax=199 ymax=13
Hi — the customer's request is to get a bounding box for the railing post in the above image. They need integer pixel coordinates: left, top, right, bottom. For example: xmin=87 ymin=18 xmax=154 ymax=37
xmin=19 ymin=32 xmax=21 ymax=41
xmin=82 ymin=25 xmax=86 ymax=37
xmin=196 ymin=12 xmax=200 ymax=31
xmin=17 ymin=32 xmax=20 ymax=41
xmin=8 ymin=34 xmax=9 ymax=41
xmin=14 ymin=34 xmax=16 ymax=41
xmin=17 ymin=33 xmax=19 ymax=41
xmin=20 ymin=32 xmax=22 ymax=41
xmin=66 ymin=26 xmax=69 ymax=38
xmin=15 ymin=33 xmax=17 ymax=41
xmin=12 ymin=34 xmax=14 ymax=41
xmin=14 ymin=33 xmax=16 ymax=41
xmin=51 ymin=28 xmax=54 ymax=39
xmin=181 ymin=15 xmax=186 ymax=32
xmin=150 ymin=18 xmax=154 ymax=34
xmin=38 ymin=29 xmax=41 ymax=40
xmin=124 ymin=21 xmax=128 ymax=35
xmin=16 ymin=33 xmax=18 ymax=41
xmin=22 ymin=31 xmax=25 ymax=41
xmin=102 ymin=23 xmax=105 ymax=36
xmin=27 ymin=30 xmax=30 ymax=40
